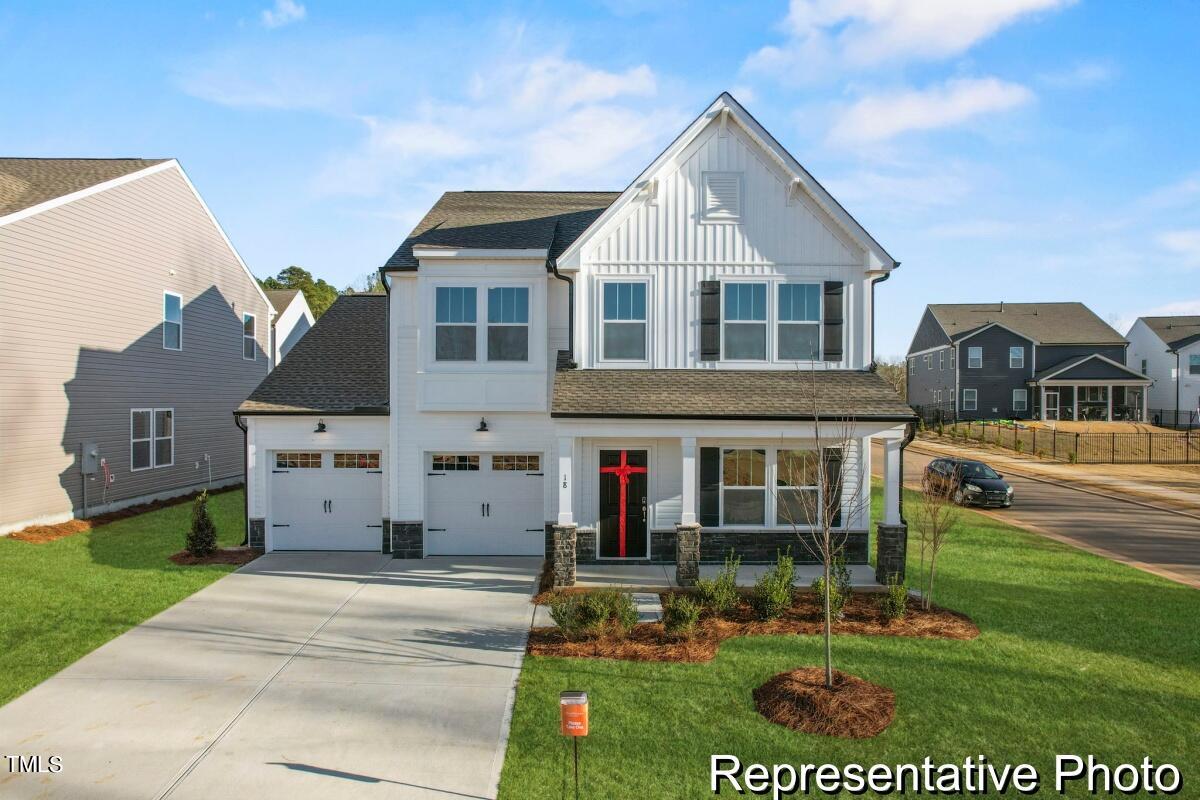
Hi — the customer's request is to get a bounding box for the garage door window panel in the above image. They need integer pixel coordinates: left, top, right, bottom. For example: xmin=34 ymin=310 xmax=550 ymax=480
xmin=492 ymin=454 xmax=540 ymax=471
xmin=334 ymin=452 xmax=380 ymax=469
xmin=276 ymin=452 xmax=322 ymax=469
xmin=432 ymin=454 xmax=479 ymax=471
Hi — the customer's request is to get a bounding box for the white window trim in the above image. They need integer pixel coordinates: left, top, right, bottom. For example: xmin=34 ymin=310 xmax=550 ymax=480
xmin=1013 ymin=389 xmax=1028 ymax=412
xmin=924 ymin=354 xmax=932 ymax=370
xmin=939 ymin=350 xmax=945 ymax=370
xmin=967 ymin=346 xmax=983 ymax=369
xmin=714 ymin=446 xmax=829 ymax=530
xmin=427 ymin=279 xmax=540 ymax=370
xmin=1009 ymin=346 xmax=1025 ymax=369
xmin=908 ymin=358 xmax=915 ymax=376
xmin=775 ymin=281 xmax=823 ymax=363
xmin=433 ymin=285 xmax=479 ymax=364
xmin=718 ymin=446 xmax=768 ymax=528
xmin=163 ymin=291 xmax=182 ymax=351
xmin=595 ymin=277 xmax=651 ymax=365
xmin=486 ymin=286 xmax=531 ymax=363
xmin=963 ymin=389 xmax=978 ymax=411
xmin=131 ymin=407 xmax=173 ymax=471
xmin=700 ymin=171 xmax=742 ymax=223
xmin=242 ymin=313 xmax=256 ymax=361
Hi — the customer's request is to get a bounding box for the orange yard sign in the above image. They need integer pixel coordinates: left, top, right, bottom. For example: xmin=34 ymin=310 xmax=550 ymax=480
xmin=560 ymin=691 xmax=588 ymax=736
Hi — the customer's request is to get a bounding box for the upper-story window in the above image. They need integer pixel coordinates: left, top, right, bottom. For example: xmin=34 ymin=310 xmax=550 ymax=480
xmin=242 ymin=313 xmax=256 ymax=360
xmin=435 ymin=287 xmax=477 ymax=361
xmin=702 ymin=173 xmax=741 ymax=221
xmin=723 ymin=282 xmax=767 ymax=360
xmin=967 ymin=346 xmax=983 ymax=369
xmin=1009 ymin=346 xmax=1024 ymax=369
xmin=487 ymin=287 xmax=529 ymax=361
xmin=776 ymin=284 xmax=821 ymax=360
xmin=949 ymin=348 xmax=955 ymax=370
xmin=908 ymin=358 xmax=915 ymax=376
xmin=163 ymin=292 xmax=182 ymax=351
xmin=924 ymin=354 xmax=932 ymax=370
xmin=602 ymin=282 xmax=647 ymax=361
xmin=939 ymin=350 xmax=945 ymax=370
xmin=1140 ymin=358 xmax=1148 ymax=375
xmin=1190 ymin=354 xmax=1200 ymax=375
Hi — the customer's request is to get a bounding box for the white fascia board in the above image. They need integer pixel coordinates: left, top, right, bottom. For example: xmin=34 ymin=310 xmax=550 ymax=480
xmin=907 ymin=344 xmax=952 ymax=359
xmin=0 ymin=160 xmax=177 ymax=228
xmin=411 ymin=247 xmax=549 ymax=260
xmin=555 ymin=92 xmax=897 ymax=270
xmin=954 ymin=322 xmax=1040 ymax=345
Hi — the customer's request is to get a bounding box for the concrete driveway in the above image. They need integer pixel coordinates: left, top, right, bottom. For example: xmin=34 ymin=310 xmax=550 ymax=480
xmin=0 ymin=553 xmax=540 ymax=799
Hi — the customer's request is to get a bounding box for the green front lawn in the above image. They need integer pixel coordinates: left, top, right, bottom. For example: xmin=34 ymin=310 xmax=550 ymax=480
xmin=0 ymin=490 xmax=246 ymax=706
xmin=499 ymin=486 xmax=1200 ymax=799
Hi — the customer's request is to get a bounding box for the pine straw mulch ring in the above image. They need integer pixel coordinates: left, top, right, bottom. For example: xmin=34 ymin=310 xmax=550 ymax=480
xmin=754 ymin=668 xmax=895 ymax=739
xmin=527 ymin=593 xmax=979 ymax=663
xmin=168 ymin=547 xmax=260 ymax=566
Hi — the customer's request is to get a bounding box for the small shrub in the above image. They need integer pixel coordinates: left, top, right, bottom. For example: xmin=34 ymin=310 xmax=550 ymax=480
xmin=186 ymin=490 xmax=218 ymax=557
xmin=876 ymin=577 xmax=908 ymax=622
xmin=548 ymin=593 xmax=583 ymax=639
xmin=695 ymin=550 xmax=740 ymax=615
xmin=936 ymin=419 xmax=945 ymax=436
xmin=1013 ymin=439 xmax=1024 ymax=454
xmin=750 ymin=550 xmax=795 ymax=620
xmin=576 ymin=589 xmax=637 ymax=637
xmin=1068 ymin=450 xmax=1079 ymax=464
xmin=661 ymin=593 xmax=702 ymax=637
xmin=811 ymin=556 xmax=852 ymax=619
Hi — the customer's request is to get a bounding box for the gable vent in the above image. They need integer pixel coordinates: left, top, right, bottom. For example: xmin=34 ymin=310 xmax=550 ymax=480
xmin=703 ymin=173 xmax=741 ymax=220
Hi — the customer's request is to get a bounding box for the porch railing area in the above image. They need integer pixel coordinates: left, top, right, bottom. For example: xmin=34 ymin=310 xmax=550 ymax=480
xmin=926 ymin=420 xmax=1200 ymax=464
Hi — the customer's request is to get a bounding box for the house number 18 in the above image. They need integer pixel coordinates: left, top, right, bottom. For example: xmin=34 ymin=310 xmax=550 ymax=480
xmin=562 ymin=474 xmax=568 ymax=489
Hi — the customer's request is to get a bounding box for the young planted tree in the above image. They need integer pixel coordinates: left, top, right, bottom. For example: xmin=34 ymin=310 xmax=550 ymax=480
xmin=913 ymin=475 xmax=960 ymax=610
xmin=774 ymin=368 xmax=871 ymax=690
xmin=187 ymin=490 xmax=218 ymax=557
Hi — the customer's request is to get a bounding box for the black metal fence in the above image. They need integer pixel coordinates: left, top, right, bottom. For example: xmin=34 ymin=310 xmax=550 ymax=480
xmin=1149 ymin=408 xmax=1200 ymax=430
xmin=930 ymin=420 xmax=1199 ymax=464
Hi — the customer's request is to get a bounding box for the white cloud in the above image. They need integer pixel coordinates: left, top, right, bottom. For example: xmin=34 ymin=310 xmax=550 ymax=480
xmin=1039 ymin=60 xmax=1115 ymax=88
xmin=827 ymin=77 xmax=1033 ymax=145
xmin=1156 ymin=229 xmax=1200 ymax=268
xmin=261 ymin=0 xmax=306 ymax=29
xmin=744 ymin=0 xmax=1073 ymax=82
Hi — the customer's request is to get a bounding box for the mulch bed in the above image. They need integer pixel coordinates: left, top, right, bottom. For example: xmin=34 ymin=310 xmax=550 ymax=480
xmin=168 ymin=547 xmax=259 ymax=566
xmin=8 ymin=485 xmax=241 ymax=544
xmin=527 ymin=593 xmax=978 ymax=662
xmin=754 ymin=668 xmax=895 ymax=738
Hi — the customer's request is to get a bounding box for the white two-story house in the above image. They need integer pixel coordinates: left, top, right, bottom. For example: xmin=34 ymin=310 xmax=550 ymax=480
xmin=236 ymin=94 xmax=915 ymax=584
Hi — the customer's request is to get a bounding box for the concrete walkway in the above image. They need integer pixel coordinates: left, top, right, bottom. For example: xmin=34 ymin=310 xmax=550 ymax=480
xmin=0 ymin=554 xmax=540 ymax=799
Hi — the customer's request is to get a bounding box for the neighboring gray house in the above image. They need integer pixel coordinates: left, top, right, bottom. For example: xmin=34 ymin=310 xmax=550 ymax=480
xmin=0 ymin=157 xmax=273 ymax=534
xmin=265 ymin=289 xmax=314 ymax=363
xmin=906 ymin=302 xmax=1151 ymax=422
xmin=1126 ymin=316 xmax=1200 ymax=428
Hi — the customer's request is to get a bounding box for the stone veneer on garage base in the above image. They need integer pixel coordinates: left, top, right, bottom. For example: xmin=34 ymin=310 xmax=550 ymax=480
xmin=390 ymin=521 xmax=423 ymax=559
xmin=248 ymin=518 xmax=265 ymax=550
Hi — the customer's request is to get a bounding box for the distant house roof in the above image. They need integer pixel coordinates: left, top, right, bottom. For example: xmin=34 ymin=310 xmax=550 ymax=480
xmin=0 ymin=157 xmax=169 ymax=217
xmin=551 ymin=369 xmax=915 ymax=421
xmin=382 ymin=191 xmax=619 ymax=271
xmin=265 ymin=289 xmax=303 ymax=315
xmin=927 ymin=303 xmax=1126 ymax=346
xmin=1032 ymin=353 xmax=1150 ymax=383
xmin=238 ymin=295 xmax=388 ymax=415
xmin=1141 ymin=316 xmax=1200 ymax=350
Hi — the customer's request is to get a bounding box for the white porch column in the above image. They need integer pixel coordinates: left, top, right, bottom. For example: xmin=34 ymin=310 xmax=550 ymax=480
xmin=557 ymin=436 xmax=575 ymax=525
xmin=680 ymin=436 xmax=697 ymax=525
xmin=1040 ymin=385 xmax=1047 ymax=421
xmin=1073 ymin=387 xmax=1079 ymax=422
xmin=882 ymin=437 xmax=902 ymax=526
xmin=1106 ymin=385 xmax=1113 ymax=421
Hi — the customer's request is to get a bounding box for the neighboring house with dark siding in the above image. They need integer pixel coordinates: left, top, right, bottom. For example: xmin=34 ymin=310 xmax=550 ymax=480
xmin=906 ymin=302 xmax=1150 ymax=422
xmin=0 ymin=157 xmax=273 ymax=534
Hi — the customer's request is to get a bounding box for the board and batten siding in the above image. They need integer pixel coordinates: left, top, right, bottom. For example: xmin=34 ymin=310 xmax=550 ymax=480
xmin=0 ymin=164 xmax=271 ymax=532
xmin=575 ymin=116 xmax=873 ymax=370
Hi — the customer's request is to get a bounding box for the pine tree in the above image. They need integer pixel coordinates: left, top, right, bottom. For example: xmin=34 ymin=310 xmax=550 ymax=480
xmin=187 ymin=491 xmax=218 ymax=557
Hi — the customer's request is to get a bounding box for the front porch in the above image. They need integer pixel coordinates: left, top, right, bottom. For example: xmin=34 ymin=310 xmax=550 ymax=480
xmin=572 ymin=560 xmax=883 ymax=590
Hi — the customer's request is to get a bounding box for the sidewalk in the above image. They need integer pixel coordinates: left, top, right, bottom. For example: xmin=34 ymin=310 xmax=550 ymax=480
xmin=912 ymin=435 xmax=1200 ymax=515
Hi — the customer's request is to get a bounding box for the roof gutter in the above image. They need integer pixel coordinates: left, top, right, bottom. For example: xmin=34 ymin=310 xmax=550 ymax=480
xmin=898 ymin=419 xmax=916 ymax=525
xmin=869 ymin=271 xmax=890 ymax=368
xmin=548 ymin=253 xmax=575 ymax=367
xmin=234 ymin=414 xmax=249 ymax=547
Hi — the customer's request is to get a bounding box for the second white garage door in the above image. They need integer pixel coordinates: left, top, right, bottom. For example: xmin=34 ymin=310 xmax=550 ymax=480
xmin=269 ymin=451 xmax=383 ymax=551
xmin=425 ymin=453 xmax=545 ymax=555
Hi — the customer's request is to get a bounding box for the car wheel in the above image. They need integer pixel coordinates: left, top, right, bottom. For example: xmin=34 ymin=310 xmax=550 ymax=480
xmin=953 ymin=488 xmax=965 ymax=505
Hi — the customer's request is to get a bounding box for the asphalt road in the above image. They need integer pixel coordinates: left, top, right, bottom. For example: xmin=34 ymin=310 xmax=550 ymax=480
xmin=873 ymin=441 xmax=1200 ymax=589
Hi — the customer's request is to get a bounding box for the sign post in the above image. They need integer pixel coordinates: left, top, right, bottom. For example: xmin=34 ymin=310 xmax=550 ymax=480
xmin=560 ymin=691 xmax=588 ymax=799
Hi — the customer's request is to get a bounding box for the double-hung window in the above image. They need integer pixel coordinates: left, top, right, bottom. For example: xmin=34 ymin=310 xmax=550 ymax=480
xmin=602 ymin=282 xmax=647 ymax=360
xmin=487 ymin=287 xmax=529 ymax=361
xmin=924 ymin=354 xmax=932 ymax=369
xmin=163 ymin=292 xmax=182 ymax=350
xmin=242 ymin=313 xmax=256 ymax=360
xmin=131 ymin=408 xmax=173 ymax=470
xmin=776 ymin=449 xmax=820 ymax=527
xmin=908 ymin=358 xmax=915 ymax=376
xmin=1190 ymin=354 xmax=1200 ymax=376
xmin=1009 ymin=346 xmax=1024 ymax=369
xmin=939 ymin=350 xmax=945 ymax=370
xmin=776 ymin=284 xmax=820 ymax=360
xmin=962 ymin=389 xmax=978 ymax=411
xmin=1013 ymin=389 xmax=1028 ymax=412
xmin=949 ymin=348 xmax=956 ymax=370
xmin=721 ymin=448 xmax=765 ymax=525
xmin=435 ymin=287 xmax=477 ymax=361
xmin=723 ymin=283 xmax=767 ymax=360
xmin=967 ymin=346 xmax=983 ymax=369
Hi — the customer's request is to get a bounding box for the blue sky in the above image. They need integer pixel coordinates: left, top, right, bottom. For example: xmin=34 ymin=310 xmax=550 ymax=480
xmin=2 ymin=0 xmax=1197 ymax=357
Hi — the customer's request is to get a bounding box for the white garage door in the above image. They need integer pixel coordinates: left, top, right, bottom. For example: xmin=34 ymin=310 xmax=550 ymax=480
xmin=426 ymin=453 xmax=545 ymax=555
xmin=269 ymin=451 xmax=383 ymax=551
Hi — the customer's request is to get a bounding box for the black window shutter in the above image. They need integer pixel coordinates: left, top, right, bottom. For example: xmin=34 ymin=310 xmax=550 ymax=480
xmin=822 ymin=447 xmax=843 ymax=528
xmin=699 ymin=281 xmax=721 ymax=361
xmin=823 ymin=281 xmax=844 ymax=362
xmin=699 ymin=447 xmax=720 ymax=527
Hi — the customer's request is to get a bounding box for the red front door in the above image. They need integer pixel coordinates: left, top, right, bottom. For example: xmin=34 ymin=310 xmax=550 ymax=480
xmin=599 ymin=449 xmax=648 ymax=558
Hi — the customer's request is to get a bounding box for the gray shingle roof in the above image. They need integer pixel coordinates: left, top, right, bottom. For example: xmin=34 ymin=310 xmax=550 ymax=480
xmin=265 ymin=289 xmax=302 ymax=314
xmin=1141 ymin=316 xmax=1200 ymax=350
xmin=382 ymin=191 xmax=619 ymax=270
xmin=238 ymin=294 xmax=388 ymax=415
xmin=552 ymin=369 xmax=915 ymax=420
xmin=928 ymin=302 xmax=1126 ymax=345
xmin=0 ymin=158 xmax=169 ymax=217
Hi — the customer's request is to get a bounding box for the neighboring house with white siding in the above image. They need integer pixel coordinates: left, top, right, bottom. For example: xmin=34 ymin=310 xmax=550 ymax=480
xmin=265 ymin=289 xmax=314 ymax=363
xmin=234 ymin=94 xmax=915 ymax=584
xmin=1126 ymin=316 xmax=1200 ymax=427
xmin=0 ymin=158 xmax=273 ymax=534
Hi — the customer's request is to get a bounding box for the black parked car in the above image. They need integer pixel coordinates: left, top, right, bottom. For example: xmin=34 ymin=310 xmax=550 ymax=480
xmin=922 ymin=458 xmax=1013 ymax=508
